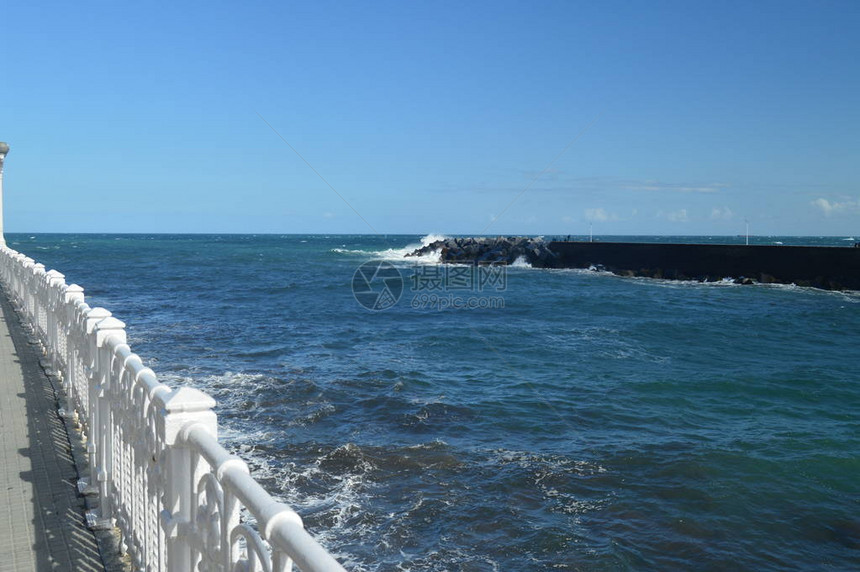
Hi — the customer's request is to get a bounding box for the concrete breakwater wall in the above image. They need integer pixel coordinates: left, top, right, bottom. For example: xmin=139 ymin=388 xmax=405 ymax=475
xmin=548 ymin=241 xmax=860 ymax=291
xmin=407 ymin=238 xmax=860 ymax=291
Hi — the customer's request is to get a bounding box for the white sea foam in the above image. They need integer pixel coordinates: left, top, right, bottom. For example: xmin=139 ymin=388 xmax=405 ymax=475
xmin=159 ymin=369 xmax=380 ymax=562
xmin=331 ymin=248 xmax=371 ymax=255
xmin=627 ymin=276 xmax=746 ymax=289
xmin=492 ymin=449 xmax=607 ymax=475
xmin=232 ymin=441 xmax=386 ymax=569
xmin=492 ymin=449 xmax=609 ymax=518
xmin=622 ymin=275 xmax=860 ymax=297
xmin=417 ymin=233 xmax=449 ymax=246
xmin=232 ymin=447 xmax=374 ymax=569
xmin=331 ymin=234 xmax=446 ymax=264
xmin=510 ymin=255 xmax=532 ymax=268
xmin=155 ymin=371 xmax=373 ymax=560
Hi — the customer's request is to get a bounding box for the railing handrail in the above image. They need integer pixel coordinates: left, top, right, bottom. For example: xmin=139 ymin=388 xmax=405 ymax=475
xmin=0 ymin=245 xmax=346 ymax=572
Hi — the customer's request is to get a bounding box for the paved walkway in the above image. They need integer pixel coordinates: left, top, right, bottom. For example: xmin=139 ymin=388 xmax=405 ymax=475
xmin=0 ymin=290 xmax=106 ymax=571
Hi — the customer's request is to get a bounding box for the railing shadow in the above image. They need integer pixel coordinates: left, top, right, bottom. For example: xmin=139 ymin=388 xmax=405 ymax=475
xmin=0 ymin=290 xmax=106 ymax=572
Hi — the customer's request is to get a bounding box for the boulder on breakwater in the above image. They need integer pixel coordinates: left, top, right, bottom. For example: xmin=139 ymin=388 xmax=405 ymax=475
xmin=406 ymin=237 xmax=558 ymax=267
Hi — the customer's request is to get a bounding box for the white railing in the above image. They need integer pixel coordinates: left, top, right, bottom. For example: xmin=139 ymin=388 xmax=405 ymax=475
xmin=0 ymin=246 xmax=346 ymax=572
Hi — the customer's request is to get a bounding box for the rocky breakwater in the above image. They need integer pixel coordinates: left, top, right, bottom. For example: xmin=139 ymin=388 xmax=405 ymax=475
xmin=406 ymin=237 xmax=558 ymax=267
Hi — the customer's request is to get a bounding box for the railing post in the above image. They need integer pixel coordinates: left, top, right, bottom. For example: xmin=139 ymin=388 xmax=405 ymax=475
xmin=78 ymin=307 xmax=113 ymax=498
xmin=31 ymin=263 xmax=45 ymax=340
xmin=156 ymin=387 xmax=217 ymax=572
xmin=91 ymin=316 xmax=126 ymax=528
xmin=62 ymin=285 xmax=85 ymax=397
xmin=44 ymin=269 xmax=65 ymax=376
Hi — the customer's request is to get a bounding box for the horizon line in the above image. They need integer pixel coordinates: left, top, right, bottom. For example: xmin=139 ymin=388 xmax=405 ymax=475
xmin=3 ymin=232 xmax=856 ymax=238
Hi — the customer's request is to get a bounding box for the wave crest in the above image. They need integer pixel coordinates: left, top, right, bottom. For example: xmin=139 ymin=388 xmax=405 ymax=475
xmin=331 ymin=234 xmax=447 ymax=263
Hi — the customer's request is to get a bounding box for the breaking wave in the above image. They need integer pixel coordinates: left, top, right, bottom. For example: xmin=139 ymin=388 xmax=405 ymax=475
xmin=510 ymin=255 xmax=532 ymax=268
xmin=331 ymin=234 xmax=446 ymax=263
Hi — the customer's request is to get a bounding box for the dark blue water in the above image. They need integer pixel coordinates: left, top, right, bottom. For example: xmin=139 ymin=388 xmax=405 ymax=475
xmin=10 ymin=234 xmax=859 ymax=571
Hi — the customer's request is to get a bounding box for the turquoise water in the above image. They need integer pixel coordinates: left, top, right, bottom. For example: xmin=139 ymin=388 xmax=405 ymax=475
xmin=10 ymin=234 xmax=859 ymax=571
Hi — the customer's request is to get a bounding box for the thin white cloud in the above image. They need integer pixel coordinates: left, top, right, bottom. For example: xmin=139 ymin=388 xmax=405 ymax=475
xmin=811 ymin=197 xmax=859 ymax=216
xmin=444 ymin=177 xmax=728 ymax=196
xmin=663 ymin=208 xmax=689 ymax=222
xmin=710 ymin=206 xmax=733 ymax=220
xmin=811 ymin=198 xmax=833 ymax=215
xmin=626 ymin=180 xmax=726 ymax=194
xmin=584 ymin=208 xmax=619 ymax=222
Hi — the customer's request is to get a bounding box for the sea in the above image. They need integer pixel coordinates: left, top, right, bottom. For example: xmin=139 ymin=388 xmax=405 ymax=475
xmin=8 ymin=233 xmax=859 ymax=571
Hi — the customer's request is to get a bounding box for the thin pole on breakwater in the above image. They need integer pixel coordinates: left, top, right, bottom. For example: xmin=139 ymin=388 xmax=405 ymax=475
xmin=0 ymin=141 xmax=7 ymax=247
xmin=745 ymin=218 xmax=749 ymax=246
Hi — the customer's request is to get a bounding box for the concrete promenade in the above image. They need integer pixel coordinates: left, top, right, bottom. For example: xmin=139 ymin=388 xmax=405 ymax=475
xmin=0 ymin=289 xmax=105 ymax=571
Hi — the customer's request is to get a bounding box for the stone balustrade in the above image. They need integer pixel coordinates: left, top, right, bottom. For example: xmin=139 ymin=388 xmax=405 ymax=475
xmin=0 ymin=246 xmax=346 ymax=572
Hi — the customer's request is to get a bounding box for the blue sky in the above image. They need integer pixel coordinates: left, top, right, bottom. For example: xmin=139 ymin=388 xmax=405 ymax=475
xmin=1 ymin=0 xmax=858 ymax=235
